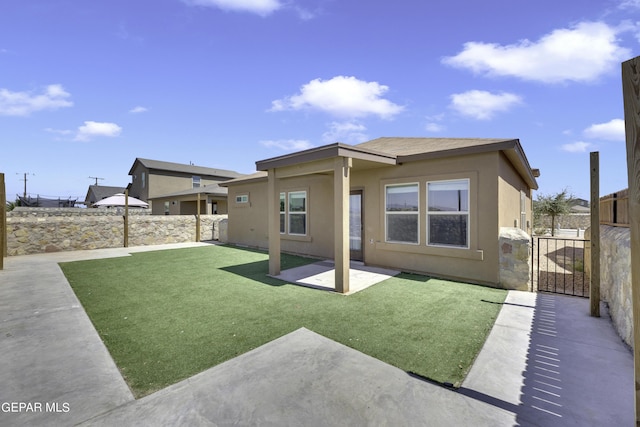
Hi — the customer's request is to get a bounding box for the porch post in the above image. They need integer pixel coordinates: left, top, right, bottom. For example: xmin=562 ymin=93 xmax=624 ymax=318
xmin=267 ymin=168 xmax=281 ymax=276
xmin=622 ymin=56 xmax=640 ymax=425
xmin=334 ymin=157 xmax=351 ymax=293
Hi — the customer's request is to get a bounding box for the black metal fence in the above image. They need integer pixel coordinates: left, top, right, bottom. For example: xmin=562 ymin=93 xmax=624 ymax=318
xmin=533 ymin=237 xmax=590 ymax=298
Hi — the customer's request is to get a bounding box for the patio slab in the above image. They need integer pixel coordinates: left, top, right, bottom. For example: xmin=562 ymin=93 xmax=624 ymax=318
xmin=273 ymin=260 xmax=400 ymax=294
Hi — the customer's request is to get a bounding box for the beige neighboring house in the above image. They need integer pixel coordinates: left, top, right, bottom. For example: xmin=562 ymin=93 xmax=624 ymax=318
xmin=220 ymin=137 xmax=539 ymax=293
xmin=128 ymin=158 xmax=242 ymax=215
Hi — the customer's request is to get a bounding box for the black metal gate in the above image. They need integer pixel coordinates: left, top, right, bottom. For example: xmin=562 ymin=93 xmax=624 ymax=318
xmin=533 ymin=237 xmax=590 ymax=298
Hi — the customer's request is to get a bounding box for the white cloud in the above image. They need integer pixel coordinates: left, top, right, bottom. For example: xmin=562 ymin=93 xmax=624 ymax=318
xmin=270 ymin=76 xmax=404 ymax=119
xmin=442 ymin=21 xmax=630 ymax=83
xmin=0 ymin=84 xmax=73 ymax=116
xmin=182 ymin=0 xmax=282 ymax=16
xmin=425 ymin=113 xmax=445 ymax=132
xmin=129 ymin=106 xmax=148 ymax=114
xmin=260 ymin=139 xmax=314 ymax=151
xmin=425 ymin=122 xmax=444 ymax=132
xmin=583 ymin=118 xmax=625 ymax=141
xmin=449 ymin=90 xmax=522 ymax=120
xmin=322 ymin=121 xmax=368 ymax=144
xmin=74 ymin=121 xmax=122 ymax=141
xmin=561 ymin=141 xmax=594 ymax=153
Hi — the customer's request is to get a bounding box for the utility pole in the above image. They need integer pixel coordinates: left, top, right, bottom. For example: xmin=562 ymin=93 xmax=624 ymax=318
xmin=89 ymin=176 xmax=105 ymax=185
xmin=17 ymin=172 xmax=33 ymax=198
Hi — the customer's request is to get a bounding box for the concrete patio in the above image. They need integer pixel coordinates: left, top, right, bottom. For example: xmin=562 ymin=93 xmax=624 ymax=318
xmin=273 ymin=260 xmax=400 ymax=294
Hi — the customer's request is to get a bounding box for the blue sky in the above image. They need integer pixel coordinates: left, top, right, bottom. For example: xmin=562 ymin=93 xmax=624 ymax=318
xmin=1 ymin=0 xmax=638 ymax=202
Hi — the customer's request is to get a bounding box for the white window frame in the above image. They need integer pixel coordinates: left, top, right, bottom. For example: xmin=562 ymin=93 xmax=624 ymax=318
xmin=520 ymin=190 xmax=527 ymax=231
xmin=279 ymin=192 xmax=286 ymax=234
xmin=287 ymin=191 xmax=307 ymax=236
xmin=235 ymin=194 xmax=249 ymax=204
xmin=384 ymin=183 xmax=420 ymax=245
xmin=192 ymin=175 xmax=201 ymax=188
xmin=426 ymin=179 xmax=470 ymax=249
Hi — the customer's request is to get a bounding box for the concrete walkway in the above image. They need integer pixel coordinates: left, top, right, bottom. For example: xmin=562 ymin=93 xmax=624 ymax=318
xmin=0 ymin=244 xmax=634 ymax=426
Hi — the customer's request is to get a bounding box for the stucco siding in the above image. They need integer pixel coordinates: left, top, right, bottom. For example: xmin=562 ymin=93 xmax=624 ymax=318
xmin=498 ymin=152 xmax=532 ymax=233
xmin=352 ymin=152 xmax=500 ymax=285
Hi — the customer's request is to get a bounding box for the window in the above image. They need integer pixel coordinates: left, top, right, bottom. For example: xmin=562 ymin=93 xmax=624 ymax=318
xmin=385 ymin=183 xmax=419 ymax=244
xmin=235 ymin=194 xmax=249 ymax=203
xmin=141 ymin=172 xmax=146 ymax=189
xmin=288 ymin=191 xmax=307 ymax=235
xmin=279 ymin=192 xmax=286 ymax=234
xmin=520 ymin=190 xmax=527 ymax=231
xmin=427 ymin=179 xmax=469 ymax=248
xmin=192 ymin=175 xmax=201 ymax=188
xmin=164 ymin=201 xmax=170 ymax=215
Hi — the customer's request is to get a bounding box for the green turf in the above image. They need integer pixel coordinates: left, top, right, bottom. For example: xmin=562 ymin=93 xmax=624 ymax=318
xmin=60 ymin=245 xmax=507 ymax=398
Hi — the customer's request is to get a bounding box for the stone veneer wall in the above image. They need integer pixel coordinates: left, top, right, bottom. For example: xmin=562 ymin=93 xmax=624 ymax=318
xmin=585 ymin=225 xmax=633 ymax=349
xmin=6 ymin=208 xmax=227 ymax=256
xmin=536 ymin=213 xmax=590 ymax=232
xmin=498 ymin=227 xmax=532 ymax=291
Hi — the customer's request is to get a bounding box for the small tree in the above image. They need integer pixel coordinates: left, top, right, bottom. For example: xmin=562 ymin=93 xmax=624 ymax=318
xmin=534 ymin=189 xmax=574 ymax=236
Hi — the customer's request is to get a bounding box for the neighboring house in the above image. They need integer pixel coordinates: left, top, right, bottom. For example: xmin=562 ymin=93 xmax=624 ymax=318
xmin=85 ymin=185 xmax=126 ymax=207
xmin=127 ymin=158 xmax=242 ymax=215
xmin=570 ymin=198 xmax=590 ymax=213
xmin=221 ymin=137 xmax=539 ymax=293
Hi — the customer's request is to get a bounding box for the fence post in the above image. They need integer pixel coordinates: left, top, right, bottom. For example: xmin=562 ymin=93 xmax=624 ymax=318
xmin=124 ymin=189 xmax=129 ymax=248
xmin=0 ymin=173 xmax=5 ymax=270
xmin=590 ymin=152 xmax=600 ymax=317
xmin=196 ymin=192 xmax=201 ymax=242
xmin=622 ymin=55 xmax=640 ymax=426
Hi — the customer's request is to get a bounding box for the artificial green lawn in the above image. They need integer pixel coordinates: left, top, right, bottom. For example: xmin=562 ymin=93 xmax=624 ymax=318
xmin=60 ymin=245 xmax=507 ymax=398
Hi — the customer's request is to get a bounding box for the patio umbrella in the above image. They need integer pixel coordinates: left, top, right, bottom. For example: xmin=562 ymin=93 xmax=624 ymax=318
xmin=92 ymin=193 xmax=149 ymax=208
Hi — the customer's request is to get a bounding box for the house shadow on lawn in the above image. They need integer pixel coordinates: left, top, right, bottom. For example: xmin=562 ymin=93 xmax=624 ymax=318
xmin=459 ymin=293 xmax=633 ymax=426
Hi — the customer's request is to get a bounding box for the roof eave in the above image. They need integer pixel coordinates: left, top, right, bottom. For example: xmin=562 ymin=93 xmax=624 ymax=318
xmin=256 ymin=143 xmax=396 ymax=171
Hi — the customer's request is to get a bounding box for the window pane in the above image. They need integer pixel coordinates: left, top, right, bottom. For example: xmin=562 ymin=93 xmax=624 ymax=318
xmin=386 ymin=184 xmax=418 ymax=212
xmin=289 ymin=213 xmax=306 ymax=235
xmin=429 ymin=214 xmax=468 ymax=247
xmin=386 ymin=214 xmax=418 ymax=243
xmin=193 ymin=175 xmax=201 ymax=188
xmin=428 ymin=181 xmax=468 ymax=212
xmin=280 ymin=213 xmax=285 ymax=233
xmin=289 ymin=192 xmax=306 ymax=212
xmin=280 ymin=193 xmax=285 ymax=212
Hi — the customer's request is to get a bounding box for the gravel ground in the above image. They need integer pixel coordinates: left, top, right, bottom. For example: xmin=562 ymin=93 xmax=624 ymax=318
xmin=532 ymin=236 xmax=590 ymax=297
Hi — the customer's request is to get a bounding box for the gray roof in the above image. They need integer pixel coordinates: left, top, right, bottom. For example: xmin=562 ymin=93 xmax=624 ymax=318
xmin=129 ymin=158 xmax=242 ymax=179
xmin=148 ymin=182 xmax=228 ymax=199
xmin=85 ymin=185 xmax=127 ymax=203
xmin=219 ymin=171 xmax=268 ymax=187
xmin=355 ymin=137 xmax=515 ymax=157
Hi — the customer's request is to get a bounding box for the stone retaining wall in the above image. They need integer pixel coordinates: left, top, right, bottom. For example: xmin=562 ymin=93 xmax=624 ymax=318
xmin=586 ymin=225 xmax=633 ymax=349
xmin=536 ymin=213 xmax=590 ymax=232
xmin=6 ymin=208 xmax=227 ymax=256
xmin=498 ymin=227 xmax=532 ymax=291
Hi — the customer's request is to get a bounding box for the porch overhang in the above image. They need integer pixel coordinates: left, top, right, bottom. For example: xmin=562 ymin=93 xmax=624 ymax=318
xmin=256 ymin=143 xmax=397 ymax=173
xmin=259 ymin=143 xmax=394 ymax=294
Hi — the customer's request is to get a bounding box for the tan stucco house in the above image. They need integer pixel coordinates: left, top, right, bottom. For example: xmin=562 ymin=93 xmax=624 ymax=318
xmin=128 ymin=158 xmax=242 ymax=215
xmin=221 ymin=137 xmax=539 ymax=293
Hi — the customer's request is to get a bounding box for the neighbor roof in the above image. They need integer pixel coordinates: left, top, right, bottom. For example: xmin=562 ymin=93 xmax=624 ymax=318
xmin=148 ymin=182 xmax=228 ymax=199
xmin=85 ymin=185 xmax=126 ymax=204
xmin=128 ymin=158 xmax=242 ymax=179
